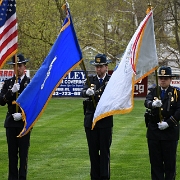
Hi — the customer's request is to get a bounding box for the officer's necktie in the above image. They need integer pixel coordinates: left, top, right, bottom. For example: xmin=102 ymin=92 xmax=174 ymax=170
xmin=161 ymin=89 xmax=166 ymax=99
xmin=18 ymin=77 xmax=21 ymax=84
xmin=99 ymin=78 xmax=103 ymax=85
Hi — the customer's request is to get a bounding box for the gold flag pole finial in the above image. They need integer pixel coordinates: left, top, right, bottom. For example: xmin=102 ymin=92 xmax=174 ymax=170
xmin=146 ymin=2 xmax=152 ymax=14
xmin=62 ymin=0 xmax=69 ymax=10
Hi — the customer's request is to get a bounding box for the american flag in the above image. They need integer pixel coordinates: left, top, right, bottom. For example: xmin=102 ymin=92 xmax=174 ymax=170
xmin=0 ymin=0 xmax=18 ymax=68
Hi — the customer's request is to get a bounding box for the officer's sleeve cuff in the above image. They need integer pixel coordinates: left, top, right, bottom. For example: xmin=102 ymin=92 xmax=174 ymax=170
xmin=166 ymin=116 xmax=178 ymax=127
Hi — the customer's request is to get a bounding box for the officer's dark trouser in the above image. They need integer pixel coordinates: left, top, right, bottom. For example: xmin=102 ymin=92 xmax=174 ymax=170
xmin=85 ymin=127 xmax=112 ymax=180
xmin=6 ymin=127 xmax=31 ymax=180
xmin=148 ymin=139 xmax=177 ymax=180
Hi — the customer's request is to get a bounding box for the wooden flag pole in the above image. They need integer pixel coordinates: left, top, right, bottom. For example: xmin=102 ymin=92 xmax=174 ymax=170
xmin=62 ymin=1 xmax=96 ymax=108
xmin=80 ymin=60 xmax=96 ymax=108
xmin=146 ymin=2 xmax=162 ymax=122
xmin=15 ymin=54 xmax=19 ymax=112
xmin=155 ymin=69 xmax=162 ymax=122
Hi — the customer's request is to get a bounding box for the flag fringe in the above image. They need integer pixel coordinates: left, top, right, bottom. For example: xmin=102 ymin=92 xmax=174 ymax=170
xmin=60 ymin=17 xmax=70 ymax=33
xmin=92 ymin=78 xmax=135 ymax=129
xmin=135 ymin=66 xmax=158 ymax=84
xmin=92 ymin=106 xmax=133 ymax=129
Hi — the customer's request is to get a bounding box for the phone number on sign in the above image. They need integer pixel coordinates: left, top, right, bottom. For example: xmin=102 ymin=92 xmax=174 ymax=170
xmin=53 ymin=91 xmax=81 ymax=96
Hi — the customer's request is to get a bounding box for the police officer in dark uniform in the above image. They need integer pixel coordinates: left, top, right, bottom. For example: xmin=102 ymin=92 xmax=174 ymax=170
xmin=81 ymin=54 xmax=113 ymax=180
xmin=144 ymin=66 xmax=180 ymax=180
xmin=0 ymin=54 xmax=31 ymax=180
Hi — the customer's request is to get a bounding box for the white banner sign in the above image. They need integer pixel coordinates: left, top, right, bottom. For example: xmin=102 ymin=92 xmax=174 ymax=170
xmin=0 ymin=69 xmax=30 ymax=90
xmin=171 ymin=80 xmax=180 ymax=88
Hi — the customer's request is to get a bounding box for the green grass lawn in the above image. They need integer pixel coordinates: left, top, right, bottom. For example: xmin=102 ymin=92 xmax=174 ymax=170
xmin=0 ymin=98 xmax=180 ymax=179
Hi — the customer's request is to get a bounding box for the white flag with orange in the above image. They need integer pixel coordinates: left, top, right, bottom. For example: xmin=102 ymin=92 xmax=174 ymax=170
xmin=92 ymin=10 xmax=158 ymax=129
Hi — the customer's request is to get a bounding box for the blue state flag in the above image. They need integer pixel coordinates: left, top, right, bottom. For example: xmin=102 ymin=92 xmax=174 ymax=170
xmin=15 ymin=6 xmax=83 ymax=137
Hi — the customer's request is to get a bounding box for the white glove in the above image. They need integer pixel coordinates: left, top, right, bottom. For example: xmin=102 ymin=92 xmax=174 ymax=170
xmin=157 ymin=121 xmax=169 ymax=130
xmin=152 ymin=99 xmax=162 ymax=108
xmin=86 ymin=88 xmax=94 ymax=96
xmin=11 ymin=83 xmax=20 ymax=93
xmin=12 ymin=113 xmax=22 ymax=121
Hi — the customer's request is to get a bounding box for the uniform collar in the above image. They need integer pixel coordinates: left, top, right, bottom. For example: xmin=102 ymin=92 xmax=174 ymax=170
xmin=16 ymin=74 xmax=25 ymax=81
xmin=160 ymin=86 xmax=169 ymax=91
xmin=97 ymin=73 xmax=106 ymax=80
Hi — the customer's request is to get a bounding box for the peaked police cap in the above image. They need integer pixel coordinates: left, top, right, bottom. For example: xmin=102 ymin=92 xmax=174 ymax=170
xmin=158 ymin=66 xmax=176 ymax=77
xmin=90 ymin=54 xmax=112 ymax=66
xmin=7 ymin=54 xmax=29 ymax=65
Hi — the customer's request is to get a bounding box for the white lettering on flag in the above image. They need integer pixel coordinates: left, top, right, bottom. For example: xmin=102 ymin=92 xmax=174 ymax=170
xmin=41 ymin=56 xmax=57 ymax=90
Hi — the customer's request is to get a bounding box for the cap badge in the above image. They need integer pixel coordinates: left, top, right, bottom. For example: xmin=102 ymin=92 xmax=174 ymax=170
xmin=161 ymin=70 xmax=165 ymax=75
xmin=17 ymin=57 xmax=20 ymax=62
xmin=96 ymin=58 xmax=101 ymax=63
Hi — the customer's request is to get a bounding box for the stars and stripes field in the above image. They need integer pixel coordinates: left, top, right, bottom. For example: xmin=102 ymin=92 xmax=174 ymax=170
xmin=0 ymin=98 xmax=180 ymax=179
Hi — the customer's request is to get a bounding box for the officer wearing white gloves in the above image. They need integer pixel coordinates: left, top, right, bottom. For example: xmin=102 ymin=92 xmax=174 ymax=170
xmin=11 ymin=83 xmax=22 ymax=122
xmin=152 ymin=99 xmax=162 ymax=108
xmin=144 ymin=66 xmax=180 ymax=180
xmin=81 ymin=54 xmax=113 ymax=180
xmin=0 ymin=54 xmax=31 ymax=180
xmin=86 ymin=88 xmax=94 ymax=96
xmin=12 ymin=113 xmax=22 ymax=121
xmin=157 ymin=121 xmax=169 ymax=130
xmin=11 ymin=83 xmax=20 ymax=93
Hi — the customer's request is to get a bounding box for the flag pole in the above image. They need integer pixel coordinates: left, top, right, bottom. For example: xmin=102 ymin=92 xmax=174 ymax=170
xmin=63 ymin=1 xmax=96 ymax=108
xmin=155 ymin=69 xmax=162 ymax=122
xmin=80 ymin=60 xmax=96 ymax=108
xmin=15 ymin=54 xmax=19 ymax=112
xmin=146 ymin=2 xmax=162 ymax=122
